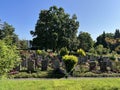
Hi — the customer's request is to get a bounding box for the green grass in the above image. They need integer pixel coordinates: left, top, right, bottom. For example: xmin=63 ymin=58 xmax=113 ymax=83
xmin=0 ymin=78 xmax=120 ymax=90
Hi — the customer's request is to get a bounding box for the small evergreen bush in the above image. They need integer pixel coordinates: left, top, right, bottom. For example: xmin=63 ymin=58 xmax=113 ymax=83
xmin=62 ymin=55 xmax=78 ymax=73
xmin=59 ymin=47 xmax=69 ymax=56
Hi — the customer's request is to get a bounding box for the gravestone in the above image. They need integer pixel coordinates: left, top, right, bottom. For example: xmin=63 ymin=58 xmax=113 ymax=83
xmin=36 ymin=55 xmax=42 ymax=68
xmin=27 ymin=60 xmax=35 ymax=72
xmin=52 ymin=58 xmax=60 ymax=70
xmin=100 ymin=61 xmax=107 ymax=72
xmin=41 ymin=57 xmax=48 ymax=71
xmin=21 ymin=58 xmax=27 ymax=68
xmin=89 ymin=61 xmax=96 ymax=71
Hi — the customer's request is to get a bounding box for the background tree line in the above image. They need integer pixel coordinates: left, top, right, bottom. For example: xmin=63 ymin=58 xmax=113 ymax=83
xmin=30 ymin=6 xmax=120 ymax=55
xmin=0 ymin=5 xmax=120 ymax=55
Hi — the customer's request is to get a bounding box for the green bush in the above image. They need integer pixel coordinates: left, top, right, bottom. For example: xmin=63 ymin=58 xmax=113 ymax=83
xmin=115 ymin=45 xmax=120 ymax=54
xmin=0 ymin=40 xmax=20 ymax=78
xmin=59 ymin=47 xmax=69 ymax=56
xmin=62 ymin=55 xmax=78 ymax=74
xmin=36 ymin=50 xmax=42 ymax=55
xmin=109 ymin=55 xmax=116 ymax=61
xmin=73 ymin=72 xmax=120 ymax=77
xmin=11 ymin=70 xmax=65 ymax=78
xmin=12 ymin=72 xmax=48 ymax=78
xmin=77 ymin=48 xmax=86 ymax=56
xmin=36 ymin=50 xmax=48 ymax=57
xmin=11 ymin=71 xmax=120 ymax=78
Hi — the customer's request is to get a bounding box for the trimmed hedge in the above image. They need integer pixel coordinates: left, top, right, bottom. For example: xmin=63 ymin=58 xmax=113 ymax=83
xmin=62 ymin=55 xmax=78 ymax=73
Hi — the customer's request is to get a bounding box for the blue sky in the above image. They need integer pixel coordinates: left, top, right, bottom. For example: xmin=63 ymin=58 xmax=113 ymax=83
xmin=0 ymin=0 xmax=120 ymax=40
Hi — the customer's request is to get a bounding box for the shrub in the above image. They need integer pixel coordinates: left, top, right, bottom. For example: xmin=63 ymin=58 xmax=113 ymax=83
xmin=0 ymin=40 xmax=20 ymax=78
xmin=109 ymin=55 xmax=116 ymax=61
xmin=115 ymin=45 xmax=120 ymax=54
xmin=36 ymin=50 xmax=42 ymax=55
xmin=62 ymin=55 xmax=78 ymax=74
xmin=59 ymin=47 xmax=69 ymax=56
xmin=36 ymin=50 xmax=48 ymax=57
xmin=77 ymin=48 xmax=86 ymax=56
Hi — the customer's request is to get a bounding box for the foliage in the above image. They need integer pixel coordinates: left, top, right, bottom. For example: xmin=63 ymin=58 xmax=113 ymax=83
xmin=0 ymin=40 xmax=20 ymax=77
xmin=11 ymin=72 xmax=48 ymax=78
xmin=0 ymin=22 xmax=18 ymax=45
xmin=102 ymin=47 xmax=110 ymax=54
xmin=95 ymin=44 xmax=110 ymax=55
xmin=62 ymin=55 xmax=78 ymax=73
xmin=73 ymin=72 xmax=120 ymax=77
xmin=114 ymin=29 xmax=120 ymax=38
xmin=36 ymin=50 xmax=48 ymax=57
xmin=36 ymin=50 xmax=43 ymax=55
xmin=77 ymin=48 xmax=86 ymax=56
xmin=17 ymin=40 xmax=28 ymax=49
xmin=109 ymin=55 xmax=116 ymax=61
xmin=89 ymin=48 xmax=97 ymax=54
xmin=59 ymin=47 xmax=69 ymax=56
xmin=95 ymin=31 xmax=109 ymax=48
xmin=73 ymin=65 xmax=89 ymax=75
xmin=31 ymin=6 xmax=79 ymax=51
xmin=115 ymin=45 xmax=120 ymax=54
xmin=95 ymin=30 xmax=120 ymax=54
xmin=78 ymin=32 xmax=94 ymax=51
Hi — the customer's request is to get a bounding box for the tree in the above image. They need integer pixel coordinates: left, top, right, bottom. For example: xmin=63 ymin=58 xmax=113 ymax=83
xmin=105 ymin=34 xmax=120 ymax=53
xmin=78 ymin=32 xmax=93 ymax=51
xmin=17 ymin=40 xmax=29 ymax=49
xmin=30 ymin=6 xmax=79 ymax=51
xmin=0 ymin=40 xmax=20 ymax=78
xmin=114 ymin=29 xmax=120 ymax=38
xmin=0 ymin=22 xmax=18 ymax=45
xmin=95 ymin=31 xmax=108 ymax=48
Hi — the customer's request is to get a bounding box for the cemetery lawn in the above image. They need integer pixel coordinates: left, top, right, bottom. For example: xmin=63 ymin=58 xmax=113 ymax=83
xmin=0 ymin=78 xmax=120 ymax=90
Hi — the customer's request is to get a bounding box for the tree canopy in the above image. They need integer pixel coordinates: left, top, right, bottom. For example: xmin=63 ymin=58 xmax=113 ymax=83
xmin=78 ymin=32 xmax=93 ymax=51
xmin=95 ymin=30 xmax=120 ymax=54
xmin=31 ymin=6 xmax=79 ymax=51
xmin=0 ymin=22 xmax=18 ymax=45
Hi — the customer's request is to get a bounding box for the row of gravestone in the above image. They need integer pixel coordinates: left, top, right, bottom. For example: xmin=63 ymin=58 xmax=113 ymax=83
xmin=17 ymin=55 xmax=62 ymax=72
xmin=86 ymin=56 xmax=120 ymax=72
xmin=14 ymin=55 xmax=120 ymax=73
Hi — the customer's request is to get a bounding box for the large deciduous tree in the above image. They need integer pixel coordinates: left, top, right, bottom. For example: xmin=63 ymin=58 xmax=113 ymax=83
xmin=30 ymin=6 xmax=79 ymax=51
xmin=77 ymin=32 xmax=93 ymax=51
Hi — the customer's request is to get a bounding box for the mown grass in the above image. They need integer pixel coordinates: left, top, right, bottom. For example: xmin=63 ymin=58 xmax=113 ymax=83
xmin=0 ymin=78 xmax=120 ymax=90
